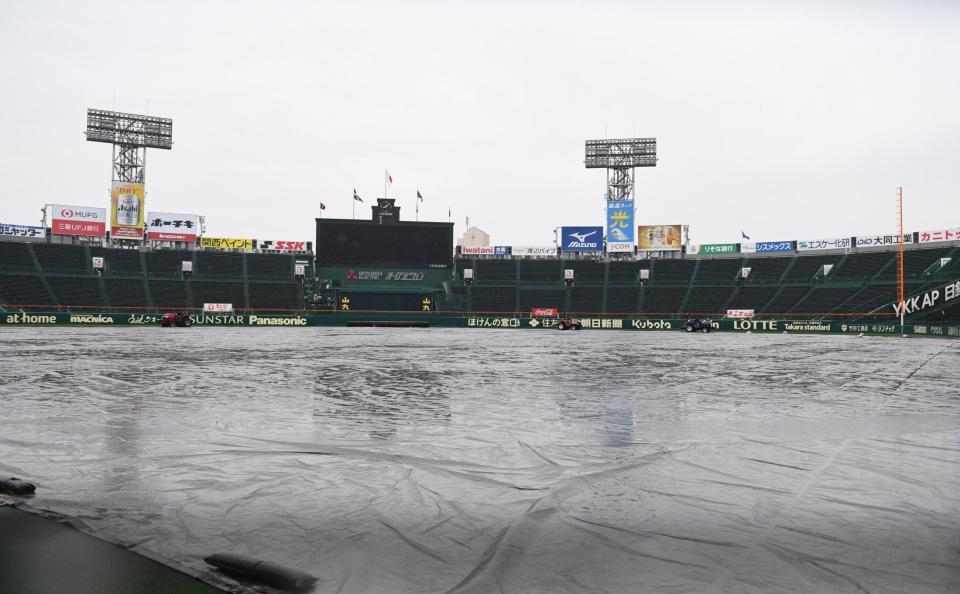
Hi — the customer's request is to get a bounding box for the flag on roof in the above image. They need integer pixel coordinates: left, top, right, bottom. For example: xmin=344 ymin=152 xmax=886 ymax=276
xmin=417 ymin=190 xmax=423 ymax=202
xmin=353 ymin=189 xmax=362 ymax=203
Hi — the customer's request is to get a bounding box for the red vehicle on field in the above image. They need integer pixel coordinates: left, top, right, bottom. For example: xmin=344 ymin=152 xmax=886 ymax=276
xmin=557 ymin=317 xmax=583 ymax=330
xmin=160 ymin=312 xmax=193 ymax=327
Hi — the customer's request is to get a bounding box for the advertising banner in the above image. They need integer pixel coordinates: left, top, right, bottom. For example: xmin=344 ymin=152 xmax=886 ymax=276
xmin=688 ymin=243 xmax=738 ymax=255
xmin=560 ymin=226 xmax=603 ymax=252
xmin=797 ymin=237 xmax=853 ymax=251
xmin=741 ymin=241 xmax=794 ymax=254
xmin=0 ymin=223 xmax=46 ymax=239
xmin=110 ymin=181 xmax=145 ymax=239
xmin=606 ymin=200 xmax=635 ymax=253
xmin=637 ymin=225 xmax=681 ymax=251
xmin=530 ymin=307 xmax=559 ymax=317
xmin=257 ymin=240 xmax=309 ymax=251
xmin=200 ymin=237 xmax=254 ymax=250
xmin=918 ymin=228 xmax=960 ymax=244
xmin=726 ymin=309 xmax=755 ymax=318
xmin=855 ymin=234 xmax=913 ymax=248
xmin=49 ymin=204 xmax=107 ymax=237
xmin=203 ymin=303 xmax=234 ymax=313
xmin=146 ymin=212 xmax=199 ymax=242
xmin=493 ymin=246 xmax=511 ymax=256
xmin=461 ymin=246 xmax=495 ymax=255
xmin=512 ymin=246 xmax=556 ymax=257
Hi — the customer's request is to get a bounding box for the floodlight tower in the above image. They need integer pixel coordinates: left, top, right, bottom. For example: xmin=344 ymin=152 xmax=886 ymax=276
xmin=584 ymin=138 xmax=657 ymax=200
xmin=85 ymin=108 xmax=173 ymax=183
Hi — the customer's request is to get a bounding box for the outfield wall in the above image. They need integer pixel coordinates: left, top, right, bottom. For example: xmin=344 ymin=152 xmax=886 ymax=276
xmin=2 ymin=311 xmax=958 ymax=338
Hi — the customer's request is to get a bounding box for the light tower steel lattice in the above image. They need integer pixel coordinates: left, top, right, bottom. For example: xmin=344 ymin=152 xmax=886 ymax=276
xmin=85 ymin=108 xmax=173 ymax=183
xmin=585 ymin=138 xmax=657 ymax=200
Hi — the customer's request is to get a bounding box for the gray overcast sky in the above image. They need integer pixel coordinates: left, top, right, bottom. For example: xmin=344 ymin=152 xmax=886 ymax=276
xmin=1 ymin=0 xmax=957 ymax=246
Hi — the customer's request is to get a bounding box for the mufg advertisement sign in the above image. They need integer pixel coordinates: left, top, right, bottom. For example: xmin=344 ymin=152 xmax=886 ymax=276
xmin=560 ymin=226 xmax=603 ymax=252
xmin=606 ymin=201 xmax=635 ymax=253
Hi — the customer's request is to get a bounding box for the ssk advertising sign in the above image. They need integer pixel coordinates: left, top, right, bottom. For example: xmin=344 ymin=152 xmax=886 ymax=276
xmin=147 ymin=212 xmax=199 ymax=242
xmin=257 ymin=240 xmax=309 ymax=252
xmin=50 ymin=204 xmax=107 ymax=237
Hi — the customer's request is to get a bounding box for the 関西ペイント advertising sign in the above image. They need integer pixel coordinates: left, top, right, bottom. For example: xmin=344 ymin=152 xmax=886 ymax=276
xmin=561 ymin=226 xmax=603 ymax=252
xmin=201 ymin=237 xmax=254 ymax=250
xmin=49 ymin=204 xmax=107 ymax=237
xmin=797 ymin=237 xmax=852 ymax=251
xmin=146 ymin=212 xmax=199 ymax=242
xmin=0 ymin=223 xmax=46 ymax=239
xmin=688 ymin=243 xmax=738 ymax=255
xmin=606 ymin=200 xmax=635 ymax=253
xmin=637 ymin=225 xmax=681 ymax=251
xmin=111 ymin=181 xmax=145 ymax=239
xmin=741 ymin=241 xmax=794 ymax=254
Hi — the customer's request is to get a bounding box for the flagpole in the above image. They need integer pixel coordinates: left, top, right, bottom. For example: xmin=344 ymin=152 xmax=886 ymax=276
xmin=352 ymin=194 xmax=355 ymax=220
xmin=384 ymin=169 xmax=387 ymax=201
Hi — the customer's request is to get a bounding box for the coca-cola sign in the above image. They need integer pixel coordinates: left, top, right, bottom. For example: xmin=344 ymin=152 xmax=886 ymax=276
xmin=531 ymin=307 xmax=559 ymax=317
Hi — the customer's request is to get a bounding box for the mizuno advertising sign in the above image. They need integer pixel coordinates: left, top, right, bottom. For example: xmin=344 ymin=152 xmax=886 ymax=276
xmin=560 ymin=226 xmax=603 ymax=252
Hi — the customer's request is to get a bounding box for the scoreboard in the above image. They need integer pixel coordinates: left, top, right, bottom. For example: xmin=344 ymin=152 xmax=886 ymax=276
xmin=315 ymin=219 xmax=453 ymax=267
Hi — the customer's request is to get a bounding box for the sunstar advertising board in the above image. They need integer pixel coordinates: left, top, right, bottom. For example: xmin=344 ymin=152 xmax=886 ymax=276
xmin=146 ymin=212 xmax=199 ymax=242
xmin=110 ymin=181 xmax=145 ymax=239
xmin=606 ymin=200 xmax=635 ymax=253
xmin=638 ymin=225 xmax=682 ymax=251
xmin=560 ymin=226 xmax=603 ymax=252
xmin=49 ymin=204 xmax=107 ymax=237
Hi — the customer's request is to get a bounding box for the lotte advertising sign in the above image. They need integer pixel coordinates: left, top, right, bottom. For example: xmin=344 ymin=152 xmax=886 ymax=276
xmin=110 ymin=181 xmax=145 ymax=239
xmin=606 ymin=200 xmax=635 ymax=253
xmin=560 ymin=226 xmax=603 ymax=252
xmin=147 ymin=212 xmax=199 ymax=242
xmin=50 ymin=204 xmax=107 ymax=237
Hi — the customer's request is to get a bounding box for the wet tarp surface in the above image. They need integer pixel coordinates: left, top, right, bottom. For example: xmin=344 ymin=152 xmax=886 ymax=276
xmin=1 ymin=328 xmax=958 ymax=593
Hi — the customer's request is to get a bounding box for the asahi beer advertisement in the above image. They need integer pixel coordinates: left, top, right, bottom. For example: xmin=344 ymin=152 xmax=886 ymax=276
xmin=111 ymin=181 xmax=145 ymax=239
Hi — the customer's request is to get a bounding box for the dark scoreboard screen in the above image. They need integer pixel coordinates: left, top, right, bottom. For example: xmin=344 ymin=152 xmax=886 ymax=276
xmin=316 ymin=220 xmax=454 ymax=267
